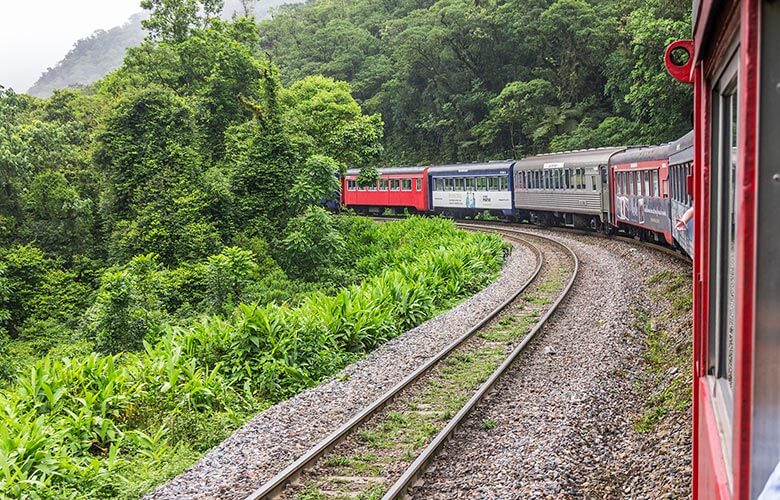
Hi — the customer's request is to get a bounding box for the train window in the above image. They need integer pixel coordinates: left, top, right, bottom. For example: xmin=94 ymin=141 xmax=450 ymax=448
xmin=416 ymin=178 xmax=421 ymax=191
xmin=464 ymin=177 xmax=474 ymax=191
xmin=542 ymin=171 xmax=548 ymax=189
xmin=643 ymin=171 xmax=650 ymax=197
xmin=563 ymin=169 xmax=570 ymax=189
xmin=572 ymin=168 xmax=582 ymax=190
xmin=389 ymin=179 xmax=399 ymax=190
xmin=518 ymin=172 xmax=525 ymax=189
xmin=402 ymin=179 xmax=412 ymax=191
xmin=623 ymin=172 xmax=628 ymax=196
xmin=651 ymin=170 xmax=659 ymax=197
xmin=707 ymin=52 xmax=740 ymax=464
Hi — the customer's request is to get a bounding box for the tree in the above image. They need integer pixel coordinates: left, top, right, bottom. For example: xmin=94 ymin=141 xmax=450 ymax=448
xmin=472 ymin=79 xmax=557 ymax=157
xmin=280 ymin=76 xmax=384 ymax=167
xmin=279 ymin=206 xmax=345 ymax=280
xmin=141 ymin=0 xmax=225 ymax=43
xmin=87 ymin=254 xmax=168 ymax=353
xmin=95 ymin=86 xmax=222 ymax=264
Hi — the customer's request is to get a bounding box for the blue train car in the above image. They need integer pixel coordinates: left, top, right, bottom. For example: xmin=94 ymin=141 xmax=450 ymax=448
xmin=427 ymin=161 xmax=515 ymax=218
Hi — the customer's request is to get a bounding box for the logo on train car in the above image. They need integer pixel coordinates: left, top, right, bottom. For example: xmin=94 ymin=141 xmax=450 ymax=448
xmin=543 ymin=162 xmax=564 ymax=169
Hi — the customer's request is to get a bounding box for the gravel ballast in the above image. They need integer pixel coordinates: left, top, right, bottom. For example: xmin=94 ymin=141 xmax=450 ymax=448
xmin=410 ymin=229 xmax=692 ymax=499
xmin=146 ymin=239 xmax=538 ymax=500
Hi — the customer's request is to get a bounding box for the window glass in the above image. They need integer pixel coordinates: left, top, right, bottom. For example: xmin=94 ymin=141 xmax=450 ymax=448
xmin=402 ymin=179 xmax=412 ymax=191
xmin=499 ymin=176 xmax=508 ymax=191
xmin=707 ymin=54 xmax=739 ymax=443
xmin=643 ymin=171 xmax=651 ymax=197
xmin=416 ymin=178 xmax=421 ymax=191
xmin=652 ymin=170 xmax=659 ymax=197
xmin=466 ymin=177 xmax=475 ymax=190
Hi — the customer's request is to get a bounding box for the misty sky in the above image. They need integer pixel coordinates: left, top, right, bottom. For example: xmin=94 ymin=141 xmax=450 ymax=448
xmin=0 ymin=0 xmax=142 ymax=92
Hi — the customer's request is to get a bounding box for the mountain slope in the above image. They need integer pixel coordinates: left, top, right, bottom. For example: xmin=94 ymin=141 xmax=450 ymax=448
xmin=28 ymin=0 xmax=301 ymax=97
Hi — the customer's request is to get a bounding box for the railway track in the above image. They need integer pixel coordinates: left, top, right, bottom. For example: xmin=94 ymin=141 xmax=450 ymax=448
xmin=245 ymin=228 xmax=579 ymax=500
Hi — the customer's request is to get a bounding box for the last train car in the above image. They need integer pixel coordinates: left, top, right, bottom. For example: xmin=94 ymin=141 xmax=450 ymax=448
xmin=428 ymin=161 xmax=515 ymax=218
xmin=664 ymin=0 xmax=780 ymax=497
xmin=342 ymin=167 xmax=430 ymax=214
xmin=513 ymin=148 xmax=625 ymax=230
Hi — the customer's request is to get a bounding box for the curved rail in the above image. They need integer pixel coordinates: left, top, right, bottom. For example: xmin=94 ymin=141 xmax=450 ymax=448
xmin=245 ymin=232 xmax=545 ymax=500
xmin=381 ymin=225 xmax=579 ymax=499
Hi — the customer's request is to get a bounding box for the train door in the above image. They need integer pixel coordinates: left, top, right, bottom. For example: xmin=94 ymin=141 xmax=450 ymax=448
xmin=599 ymin=165 xmax=610 ymax=226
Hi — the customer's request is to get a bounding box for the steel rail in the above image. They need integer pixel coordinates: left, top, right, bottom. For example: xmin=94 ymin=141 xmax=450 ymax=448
xmin=381 ymin=226 xmax=579 ymax=499
xmin=244 ymin=231 xmax=544 ymax=500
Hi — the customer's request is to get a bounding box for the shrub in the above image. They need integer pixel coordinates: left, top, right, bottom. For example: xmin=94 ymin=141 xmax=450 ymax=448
xmin=86 ymin=255 xmax=168 ymax=354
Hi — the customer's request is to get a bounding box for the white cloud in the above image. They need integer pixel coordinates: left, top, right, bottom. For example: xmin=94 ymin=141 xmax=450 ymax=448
xmin=0 ymin=0 xmax=142 ymax=92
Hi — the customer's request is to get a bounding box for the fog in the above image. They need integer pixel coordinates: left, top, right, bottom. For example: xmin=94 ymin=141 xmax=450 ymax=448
xmin=0 ymin=0 xmax=141 ymax=92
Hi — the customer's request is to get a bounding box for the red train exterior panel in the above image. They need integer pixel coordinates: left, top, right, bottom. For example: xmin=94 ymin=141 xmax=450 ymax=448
xmin=666 ymin=0 xmax=777 ymax=498
xmin=341 ymin=168 xmax=430 ymax=212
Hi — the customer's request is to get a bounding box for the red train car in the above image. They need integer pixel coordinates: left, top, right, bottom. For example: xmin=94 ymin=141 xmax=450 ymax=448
xmin=665 ymin=0 xmax=780 ymax=498
xmin=341 ymin=167 xmax=430 ymax=213
xmin=610 ymin=143 xmax=676 ymax=245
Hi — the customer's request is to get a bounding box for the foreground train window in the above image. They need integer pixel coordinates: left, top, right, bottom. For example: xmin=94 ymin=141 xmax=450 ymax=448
xmin=708 ymin=50 xmax=739 ymax=472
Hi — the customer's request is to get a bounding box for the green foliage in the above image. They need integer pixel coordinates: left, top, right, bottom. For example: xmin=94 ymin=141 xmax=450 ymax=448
xmin=96 ymin=86 xmax=223 ymax=265
xmin=0 ymin=218 xmax=505 ymax=497
xmin=280 ymin=207 xmax=345 ymax=280
xmin=202 ymin=247 xmax=259 ymax=315
xmin=260 ymin=0 xmax=691 ymax=161
xmin=87 ymin=255 xmax=168 ymax=354
xmin=141 ymin=0 xmax=225 ymax=43
xmin=281 ymin=76 xmax=384 ymax=167
xmin=289 ymin=155 xmax=342 ymax=213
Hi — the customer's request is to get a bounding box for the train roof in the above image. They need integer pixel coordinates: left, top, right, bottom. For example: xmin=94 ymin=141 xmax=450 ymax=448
xmin=427 ymin=160 xmax=515 ymax=175
xmin=514 ymin=147 xmax=626 ymax=170
xmin=611 ymin=131 xmax=694 ymax=165
xmin=669 ymin=131 xmax=694 ymax=166
xmin=344 ymin=166 xmax=428 ymax=176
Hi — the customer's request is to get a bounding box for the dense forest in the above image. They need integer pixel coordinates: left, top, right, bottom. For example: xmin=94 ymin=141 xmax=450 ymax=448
xmin=1 ymin=0 xmax=691 ymax=496
xmin=259 ymin=0 xmax=692 ymax=162
xmin=0 ymin=0 xmax=509 ymax=496
xmin=27 ymin=0 xmax=302 ymax=97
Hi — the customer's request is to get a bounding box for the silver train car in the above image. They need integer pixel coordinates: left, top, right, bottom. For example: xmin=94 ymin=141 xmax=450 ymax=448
xmin=512 ymin=147 xmax=625 ymax=230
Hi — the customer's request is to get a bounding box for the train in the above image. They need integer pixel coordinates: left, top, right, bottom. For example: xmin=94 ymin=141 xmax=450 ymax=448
xmin=664 ymin=0 xmax=779 ymax=498
xmin=341 ymin=134 xmax=695 ymax=257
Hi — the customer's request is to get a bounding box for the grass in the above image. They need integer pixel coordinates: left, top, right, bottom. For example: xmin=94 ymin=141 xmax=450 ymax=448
xmin=480 ymin=419 xmax=497 ymax=430
xmin=633 ymin=270 xmax=693 ymax=433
